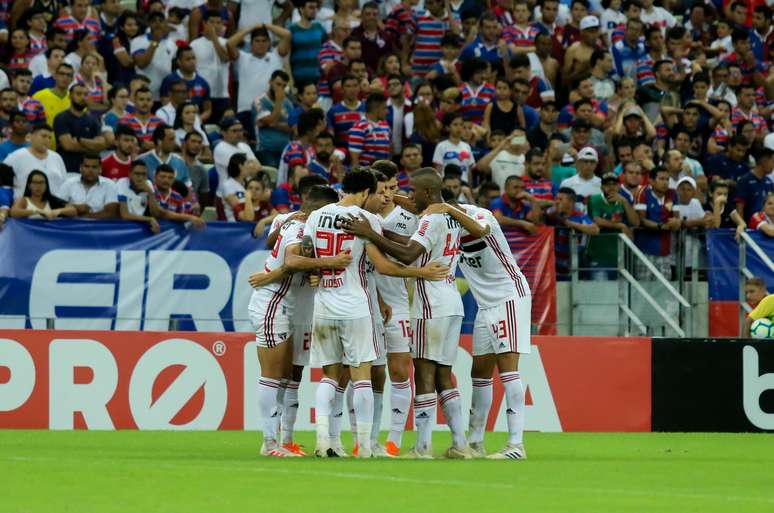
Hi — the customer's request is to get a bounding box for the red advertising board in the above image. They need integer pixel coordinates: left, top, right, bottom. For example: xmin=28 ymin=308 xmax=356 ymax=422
xmin=0 ymin=331 xmax=651 ymax=432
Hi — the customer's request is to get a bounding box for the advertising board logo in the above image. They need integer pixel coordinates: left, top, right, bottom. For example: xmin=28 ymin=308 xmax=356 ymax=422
xmin=742 ymin=345 xmax=774 ymax=430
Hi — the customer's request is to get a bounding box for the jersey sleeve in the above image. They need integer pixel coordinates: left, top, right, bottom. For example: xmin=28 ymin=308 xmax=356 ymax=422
xmin=750 ymin=294 xmax=774 ymax=321
xmin=409 ymin=214 xmax=439 ymax=252
xmin=303 ymin=212 xmax=317 ymax=242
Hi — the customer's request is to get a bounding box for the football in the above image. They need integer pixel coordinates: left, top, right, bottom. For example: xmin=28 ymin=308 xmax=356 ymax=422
xmin=750 ymin=318 xmax=774 ymax=339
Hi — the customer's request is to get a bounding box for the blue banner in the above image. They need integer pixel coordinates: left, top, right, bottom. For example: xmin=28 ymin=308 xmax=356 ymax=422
xmin=706 ymin=229 xmax=774 ymax=300
xmin=0 ymin=219 xmax=486 ymax=332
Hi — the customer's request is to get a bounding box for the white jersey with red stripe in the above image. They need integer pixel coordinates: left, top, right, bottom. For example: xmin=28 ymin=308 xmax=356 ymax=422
xmin=409 ymin=212 xmax=464 ymax=320
xmin=262 ymin=218 xmax=305 ymax=294
xmin=304 ymin=203 xmax=382 ymax=319
xmin=376 ymin=206 xmax=418 ymax=317
xmin=458 ymin=204 xmax=531 ymax=307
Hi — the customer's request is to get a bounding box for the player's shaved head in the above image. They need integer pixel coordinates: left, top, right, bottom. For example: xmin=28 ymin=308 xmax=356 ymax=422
xmin=304 ymin=185 xmax=339 ymax=211
xmin=410 ymin=168 xmax=443 ymax=211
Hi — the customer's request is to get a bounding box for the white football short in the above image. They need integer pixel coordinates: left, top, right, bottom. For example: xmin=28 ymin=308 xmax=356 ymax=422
xmin=472 ymin=296 xmax=532 ymax=356
xmin=412 ymin=316 xmax=463 ymax=366
xmin=312 ymin=316 xmax=376 ymax=367
xmin=291 ymin=322 xmax=312 ymax=366
xmin=247 ymin=286 xmax=293 ymax=348
xmin=384 ymin=315 xmax=412 ymax=354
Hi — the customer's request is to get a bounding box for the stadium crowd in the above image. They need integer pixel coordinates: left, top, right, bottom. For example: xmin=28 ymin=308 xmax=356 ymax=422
xmin=1 ymin=0 xmax=774 ymax=279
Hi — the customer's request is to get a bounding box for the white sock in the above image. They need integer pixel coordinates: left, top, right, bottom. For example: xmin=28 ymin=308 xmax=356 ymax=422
xmin=328 ymin=385 xmax=345 ymax=448
xmin=258 ymin=377 xmax=280 ymax=444
xmin=387 ymin=380 xmax=411 ymax=447
xmin=352 ymin=380 xmax=374 ymax=454
xmin=371 ymin=391 xmax=383 ymax=445
xmin=413 ymin=393 xmax=436 ymax=453
xmin=439 ymin=388 xmax=467 ymax=449
xmin=469 ymin=378 xmax=493 ymax=444
xmin=501 ymin=372 xmax=525 ymax=445
xmin=315 ymin=377 xmax=337 ymax=446
xmin=346 ymin=383 xmax=357 ymax=442
xmin=281 ymin=380 xmax=300 ymax=445
xmin=274 ymin=379 xmax=286 ymax=442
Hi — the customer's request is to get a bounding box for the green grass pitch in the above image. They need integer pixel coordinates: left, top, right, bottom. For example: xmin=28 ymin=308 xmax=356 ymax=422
xmin=2 ymin=431 xmax=773 ymax=513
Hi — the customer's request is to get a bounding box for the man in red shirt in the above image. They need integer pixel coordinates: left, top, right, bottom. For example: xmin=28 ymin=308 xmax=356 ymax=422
xmin=101 ymin=124 xmax=137 ymax=180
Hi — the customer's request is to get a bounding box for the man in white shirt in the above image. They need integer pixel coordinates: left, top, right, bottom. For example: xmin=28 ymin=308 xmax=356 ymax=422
xmin=213 ymin=117 xmax=261 ymax=195
xmin=639 ymin=0 xmax=675 ymax=33
xmin=234 ymin=0 xmax=287 ymax=30
xmin=130 ymin=12 xmax=177 ymax=101
xmin=190 ymin=11 xmax=230 ymax=122
xmin=58 ymin=153 xmax=119 ymax=218
xmin=560 ymin=146 xmax=602 ymax=200
xmin=477 ymin=129 xmax=529 ymax=190
xmin=6 ymin=124 xmax=68 ymax=199
xmin=226 ymin=22 xmax=291 ymax=143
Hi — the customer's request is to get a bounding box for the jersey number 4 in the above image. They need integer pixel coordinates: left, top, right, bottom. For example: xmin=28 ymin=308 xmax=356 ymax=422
xmin=316 ymin=231 xmax=354 ymax=276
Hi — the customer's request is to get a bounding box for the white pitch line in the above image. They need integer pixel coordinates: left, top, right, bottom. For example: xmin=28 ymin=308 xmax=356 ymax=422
xmin=4 ymin=455 xmax=774 ymax=505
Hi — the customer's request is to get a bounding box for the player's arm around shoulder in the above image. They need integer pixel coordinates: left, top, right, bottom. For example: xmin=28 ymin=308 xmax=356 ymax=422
xmin=423 ymin=202 xmax=490 ymax=238
xmin=344 ymin=212 xmax=426 ymax=265
xmin=364 ymin=243 xmax=448 ymax=280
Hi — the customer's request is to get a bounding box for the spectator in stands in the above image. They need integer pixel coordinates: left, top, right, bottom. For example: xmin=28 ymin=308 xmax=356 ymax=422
xmin=213 ymin=117 xmax=260 ymax=195
xmin=153 ymin=164 xmax=205 ymax=228
xmin=255 ymin=70 xmax=294 ymax=168
xmin=459 ymin=13 xmax=505 ymax=69
xmin=634 ymin=166 xmax=681 ymax=277
xmin=426 ymin=32 xmax=462 ymax=84
xmin=351 ymin=2 xmax=395 ymax=71
xmin=53 ymin=0 xmax=100 ymax=43
xmin=119 ymin=87 xmax=163 ymax=152
xmin=289 ymin=82 xmax=320 ymax=131
xmin=527 ymin=100 xmax=558 ymax=151
xmin=32 ymin=62 xmax=72 ymax=127
xmin=749 ymin=193 xmax=774 ymax=237
xmin=0 ymin=111 xmax=30 ymax=161
xmin=349 ymin=93 xmax=392 ymax=168
xmin=397 ymin=143 xmax=422 ymax=190
xmin=235 ymin=176 xmax=277 ymax=230
xmin=29 ymin=47 xmax=66 ymax=96
xmin=442 ymin=166 xmax=474 ymax=204
xmin=706 ymin=135 xmax=751 ymax=184
xmin=0 ymin=88 xmax=18 ymax=133
xmin=101 ymin=124 xmax=136 ymax=181
xmin=458 ymin=58 xmax=495 ymax=126
xmin=433 ymin=111 xmax=475 ymax=183
xmin=704 ymin=179 xmax=746 ymax=239
xmin=101 ymin=86 xmax=130 ymax=147
xmin=483 ymin=77 xmax=518 ymax=136
xmin=411 ymin=0 xmax=460 ymax=78
xmin=139 ymin=125 xmax=189 ymax=182
xmin=611 ymin=17 xmax=646 ymax=82
xmin=560 ymin=147 xmax=602 ymax=202
xmin=130 ymin=11 xmax=177 ymax=102
xmin=521 ymin=148 xmax=555 ymax=208
xmin=179 ymin=132 xmax=211 ymax=209
xmin=289 ymin=0 xmax=327 ymax=85
xmin=277 ymin=107 xmax=325 ymax=184
xmin=190 ymin=10 xmax=230 ymax=122
xmin=272 ymin=163 xmax=309 ymax=213
xmin=117 ymin=160 xmax=162 ymax=234
xmin=586 ymin=172 xmax=639 ymax=278
xmin=12 ymin=69 xmax=46 ymax=126
xmin=636 ymin=59 xmax=681 ymax=123
xmin=476 ymin=181 xmax=501 ymax=209
xmin=308 ymin=131 xmax=343 ymax=183
xmin=620 ymin=161 xmax=643 ymax=204
xmin=735 ymin=147 xmax=774 ymax=223
xmin=327 ymin=74 xmax=365 ymax=147
xmin=10 ymin=169 xmax=76 ymax=220
xmin=544 ymin=186 xmax=599 ymax=277
xmin=53 ymin=82 xmax=106 ymax=173
xmin=58 ymin=153 xmax=119 ymax=218
xmin=156 ymin=79 xmax=190 ymax=127
xmin=490 ymin=175 xmax=540 ymax=234
xmin=222 ymin=152 xmax=249 ymax=222
xmin=672 ymin=175 xmax=707 ymax=263
xmin=160 ymin=46 xmax=212 ymax=123
xmin=6 ymin=124 xmax=67 ymax=199
xmin=227 ymin=22 xmax=290 ymax=142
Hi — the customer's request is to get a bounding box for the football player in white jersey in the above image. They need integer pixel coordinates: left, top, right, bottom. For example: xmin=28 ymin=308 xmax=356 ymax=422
xmin=252 ymin=174 xmax=330 ymax=456
xmin=429 ymin=191 xmax=532 ymax=460
xmin=343 ymin=168 xmax=490 ymax=459
xmin=248 ymin=186 xmax=352 ymax=458
xmin=370 ymin=160 xmax=418 ymax=456
xmin=305 ymin=170 xmax=449 ymax=458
